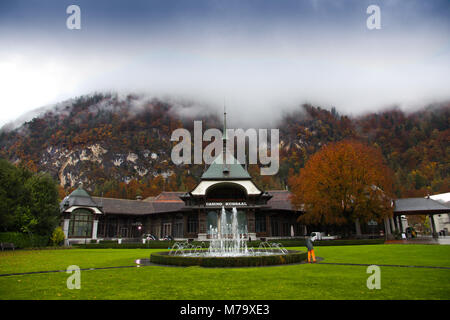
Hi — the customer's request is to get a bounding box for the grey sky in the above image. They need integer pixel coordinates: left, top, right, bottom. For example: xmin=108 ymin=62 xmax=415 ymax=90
xmin=0 ymin=0 xmax=449 ymax=128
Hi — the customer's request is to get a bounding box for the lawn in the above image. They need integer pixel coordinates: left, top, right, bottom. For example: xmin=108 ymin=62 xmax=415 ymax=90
xmin=0 ymin=245 xmax=449 ymax=300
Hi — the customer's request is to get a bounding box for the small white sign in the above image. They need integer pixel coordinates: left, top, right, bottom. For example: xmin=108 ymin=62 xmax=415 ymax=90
xmin=206 ymin=202 xmax=247 ymax=207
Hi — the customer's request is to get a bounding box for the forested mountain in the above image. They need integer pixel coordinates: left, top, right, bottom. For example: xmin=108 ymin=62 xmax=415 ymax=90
xmin=0 ymin=93 xmax=448 ymax=199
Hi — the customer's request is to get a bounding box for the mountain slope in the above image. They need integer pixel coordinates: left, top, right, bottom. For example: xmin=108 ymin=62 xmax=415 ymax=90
xmin=0 ymin=93 xmax=448 ymax=199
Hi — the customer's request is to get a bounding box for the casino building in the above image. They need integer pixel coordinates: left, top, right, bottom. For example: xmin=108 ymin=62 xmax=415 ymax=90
xmin=60 ymin=119 xmax=304 ymax=243
xmin=59 ymin=113 xmax=450 ymax=244
xmin=60 ymin=160 xmax=304 ymax=244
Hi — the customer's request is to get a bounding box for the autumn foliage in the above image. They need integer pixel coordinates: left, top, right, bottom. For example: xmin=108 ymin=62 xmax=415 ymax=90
xmin=0 ymin=94 xmax=448 ymax=199
xmin=289 ymin=140 xmax=394 ymax=226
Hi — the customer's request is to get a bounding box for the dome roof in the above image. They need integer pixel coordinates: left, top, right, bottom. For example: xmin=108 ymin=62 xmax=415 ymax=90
xmin=60 ymin=185 xmax=100 ymax=212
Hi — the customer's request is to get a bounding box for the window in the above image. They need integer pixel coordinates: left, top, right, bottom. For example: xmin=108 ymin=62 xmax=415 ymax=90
xmin=162 ymin=223 xmax=172 ymax=237
xmin=187 ymin=215 xmax=198 ymax=233
xmin=106 ymin=218 xmax=118 ymax=238
xmin=255 ymin=214 xmax=266 ymax=233
xmin=295 ymin=223 xmax=304 ymax=236
xmin=271 ymin=220 xmax=279 ymax=237
xmin=68 ymin=209 xmax=93 ymax=238
xmin=174 ymin=222 xmax=183 ymax=238
xmin=207 ymin=211 xmax=218 ymax=235
xmin=97 ymin=217 xmax=105 ymax=238
xmin=236 ymin=210 xmax=247 ymax=234
xmin=282 ymin=223 xmax=290 ymax=236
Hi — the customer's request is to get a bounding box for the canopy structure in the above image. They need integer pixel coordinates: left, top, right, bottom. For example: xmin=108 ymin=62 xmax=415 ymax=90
xmin=394 ymin=197 xmax=450 ymax=215
xmin=393 ymin=197 xmax=450 ymax=237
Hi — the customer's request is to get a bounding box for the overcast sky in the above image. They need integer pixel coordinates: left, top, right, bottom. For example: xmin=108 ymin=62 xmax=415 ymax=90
xmin=0 ymin=0 xmax=449 ymax=128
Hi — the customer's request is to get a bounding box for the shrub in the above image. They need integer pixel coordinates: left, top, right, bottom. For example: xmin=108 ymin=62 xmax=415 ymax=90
xmin=273 ymin=239 xmax=385 ymax=247
xmin=74 ymin=241 xmax=175 ymax=249
xmin=0 ymin=232 xmax=49 ymax=248
xmin=74 ymin=238 xmax=384 ymax=249
xmin=50 ymin=227 xmax=65 ymax=246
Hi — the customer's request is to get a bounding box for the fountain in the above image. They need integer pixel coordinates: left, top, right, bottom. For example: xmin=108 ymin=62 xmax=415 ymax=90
xmin=149 ymin=206 xmax=307 ymax=267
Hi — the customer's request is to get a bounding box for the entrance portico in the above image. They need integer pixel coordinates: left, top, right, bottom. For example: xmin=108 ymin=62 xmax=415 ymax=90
xmin=394 ymin=197 xmax=450 ymax=238
xmin=180 ymin=150 xmax=274 ymax=240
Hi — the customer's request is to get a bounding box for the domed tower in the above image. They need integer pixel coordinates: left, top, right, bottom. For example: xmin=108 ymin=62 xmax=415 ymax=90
xmin=60 ymin=184 xmax=103 ymax=244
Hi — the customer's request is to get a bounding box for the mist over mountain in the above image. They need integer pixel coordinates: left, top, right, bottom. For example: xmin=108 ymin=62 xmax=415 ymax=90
xmin=0 ymin=92 xmax=448 ymax=200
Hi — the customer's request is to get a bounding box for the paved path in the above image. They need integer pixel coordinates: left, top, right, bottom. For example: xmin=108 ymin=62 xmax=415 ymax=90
xmin=0 ymin=265 xmax=138 ymax=277
xmin=316 ymin=262 xmax=450 ymax=270
xmin=385 ymin=236 xmax=450 ymax=245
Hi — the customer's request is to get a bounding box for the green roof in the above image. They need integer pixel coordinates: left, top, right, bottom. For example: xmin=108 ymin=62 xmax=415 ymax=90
xmin=60 ymin=185 xmax=99 ymax=211
xmin=201 ymin=153 xmax=251 ymax=180
xmin=69 ymin=186 xmax=92 ymax=198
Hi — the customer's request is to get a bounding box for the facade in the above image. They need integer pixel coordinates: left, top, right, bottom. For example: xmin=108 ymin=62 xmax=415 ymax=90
xmin=60 ymin=152 xmax=304 ymax=244
xmin=60 ymin=179 xmax=450 ymax=244
xmin=60 ymin=165 xmax=450 ymax=244
xmin=59 ymin=113 xmax=450 ymax=243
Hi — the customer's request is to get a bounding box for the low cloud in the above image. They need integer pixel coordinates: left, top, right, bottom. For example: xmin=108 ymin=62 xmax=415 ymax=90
xmin=0 ymin=0 xmax=449 ymax=128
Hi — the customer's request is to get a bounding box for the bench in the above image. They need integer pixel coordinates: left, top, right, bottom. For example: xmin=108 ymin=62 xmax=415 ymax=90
xmin=0 ymin=242 xmax=15 ymax=251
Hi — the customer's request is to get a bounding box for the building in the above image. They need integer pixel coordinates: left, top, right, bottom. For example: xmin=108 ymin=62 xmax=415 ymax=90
xmin=60 ymin=153 xmax=304 ymax=244
xmin=59 ymin=113 xmax=450 ymax=243
xmin=429 ymin=193 xmax=450 ymax=235
xmin=393 ymin=194 xmax=450 ymax=237
xmin=60 ymin=174 xmax=450 ymax=244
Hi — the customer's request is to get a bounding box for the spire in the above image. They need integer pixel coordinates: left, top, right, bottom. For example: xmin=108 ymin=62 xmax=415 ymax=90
xmin=222 ymin=103 xmax=229 ymax=173
xmin=223 ymin=102 xmax=227 ymax=142
xmin=222 ymin=102 xmax=228 ymax=154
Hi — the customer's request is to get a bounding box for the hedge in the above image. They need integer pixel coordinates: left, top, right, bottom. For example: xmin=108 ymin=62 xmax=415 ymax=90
xmin=267 ymin=239 xmax=385 ymax=247
xmin=0 ymin=232 xmax=49 ymax=248
xmin=74 ymin=238 xmax=384 ymax=249
xmin=149 ymin=250 xmax=307 ymax=267
xmin=74 ymin=241 xmax=176 ymax=249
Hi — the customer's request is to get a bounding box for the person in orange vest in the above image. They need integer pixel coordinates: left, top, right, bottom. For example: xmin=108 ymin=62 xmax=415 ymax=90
xmin=306 ymin=233 xmax=318 ymax=263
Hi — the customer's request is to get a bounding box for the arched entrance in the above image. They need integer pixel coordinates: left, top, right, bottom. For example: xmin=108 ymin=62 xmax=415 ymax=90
xmin=205 ymin=183 xmax=248 ymax=237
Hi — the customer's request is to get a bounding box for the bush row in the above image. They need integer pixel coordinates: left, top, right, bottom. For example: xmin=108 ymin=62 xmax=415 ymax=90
xmin=74 ymin=241 xmax=176 ymax=249
xmin=149 ymin=250 xmax=308 ymax=267
xmin=271 ymin=239 xmax=385 ymax=247
xmin=0 ymin=232 xmax=49 ymax=249
xmin=74 ymin=238 xmax=384 ymax=249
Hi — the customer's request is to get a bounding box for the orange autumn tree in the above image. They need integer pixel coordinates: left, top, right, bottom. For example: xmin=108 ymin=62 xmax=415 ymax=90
xmin=289 ymin=140 xmax=393 ymax=229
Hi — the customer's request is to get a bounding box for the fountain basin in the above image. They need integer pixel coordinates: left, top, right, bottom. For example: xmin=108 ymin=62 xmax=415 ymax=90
xmin=150 ymin=249 xmax=307 ymax=267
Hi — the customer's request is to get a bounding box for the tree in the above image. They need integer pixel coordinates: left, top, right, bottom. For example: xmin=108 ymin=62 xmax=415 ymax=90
xmin=24 ymin=173 xmax=61 ymax=236
xmin=0 ymin=158 xmax=60 ymax=237
xmin=289 ymin=140 xmax=393 ymax=231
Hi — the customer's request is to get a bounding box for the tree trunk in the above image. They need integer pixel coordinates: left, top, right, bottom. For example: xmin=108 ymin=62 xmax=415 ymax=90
xmin=355 ymin=219 xmax=362 ymax=238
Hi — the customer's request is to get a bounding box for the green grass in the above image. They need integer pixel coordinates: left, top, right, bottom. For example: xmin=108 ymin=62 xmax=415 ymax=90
xmin=0 ymin=249 xmax=146 ymax=274
xmin=0 ymin=245 xmax=449 ymax=300
xmin=310 ymin=244 xmax=450 ymax=267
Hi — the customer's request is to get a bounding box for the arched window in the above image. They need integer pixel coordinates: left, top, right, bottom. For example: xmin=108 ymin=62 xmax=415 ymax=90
xmin=205 ymin=183 xmax=247 ymax=201
xmin=68 ymin=208 xmax=93 ymax=238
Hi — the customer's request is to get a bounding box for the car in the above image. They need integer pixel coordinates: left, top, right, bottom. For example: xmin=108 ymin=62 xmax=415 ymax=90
xmin=161 ymin=235 xmax=174 ymax=241
xmin=142 ymin=233 xmax=158 ymax=241
xmin=310 ymin=232 xmax=339 ymax=240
